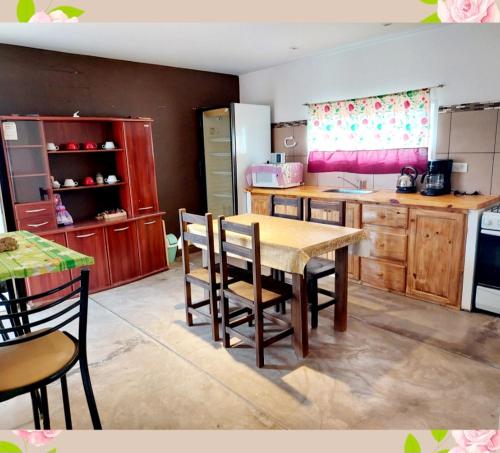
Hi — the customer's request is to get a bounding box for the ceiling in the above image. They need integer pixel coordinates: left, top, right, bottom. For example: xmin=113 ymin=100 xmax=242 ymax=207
xmin=0 ymin=23 xmax=433 ymax=75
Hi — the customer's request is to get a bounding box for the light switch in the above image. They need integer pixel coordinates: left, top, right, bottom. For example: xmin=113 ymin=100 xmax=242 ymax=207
xmin=452 ymin=162 xmax=468 ymax=173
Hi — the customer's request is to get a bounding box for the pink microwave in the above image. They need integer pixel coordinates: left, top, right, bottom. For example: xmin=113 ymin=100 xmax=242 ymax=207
xmin=247 ymin=163 xmax=304 ymax=188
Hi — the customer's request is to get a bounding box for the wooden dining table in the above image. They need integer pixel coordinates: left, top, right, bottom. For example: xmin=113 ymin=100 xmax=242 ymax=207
xmin=189 ymin=213 xmax=366 ymax=358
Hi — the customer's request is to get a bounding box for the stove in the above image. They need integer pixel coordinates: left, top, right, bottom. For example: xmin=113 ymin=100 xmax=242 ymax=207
xmin=475 ymin=205 xmax=500 ymax=314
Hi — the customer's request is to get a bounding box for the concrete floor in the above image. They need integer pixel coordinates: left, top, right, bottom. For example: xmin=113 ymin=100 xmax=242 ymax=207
xmin=2 ymin=254 xmax=500 ymax=429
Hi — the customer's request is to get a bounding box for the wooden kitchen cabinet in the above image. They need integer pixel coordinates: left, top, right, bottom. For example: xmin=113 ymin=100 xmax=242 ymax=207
xmin=26 ymin=232 xmax=73 ymax=304
xmin=364 ymin=225 xmax=407 ymax=262
xmin=362 ymin=204 xmax=408 ymax=229
xmin=251 ymin=193 xmax=271 ymax=215
xmin=407 ymin=208 xmax=466 ymax=307
xmin=106 ymin=221 xmax=141 ymax=285
xmin=67 ymin=227 xmax=110 ymax=292
xmin=137 ymin=216 xmax=168 ymax=275
xmin=360 ymin=257 xmax=406 ymax=293
xmin=124 ymin=121 xmax=159 ymax=217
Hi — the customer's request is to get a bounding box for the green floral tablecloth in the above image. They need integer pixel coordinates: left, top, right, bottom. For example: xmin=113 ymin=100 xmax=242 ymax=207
xmin=0 ymin=230 xmax=94 ymax=281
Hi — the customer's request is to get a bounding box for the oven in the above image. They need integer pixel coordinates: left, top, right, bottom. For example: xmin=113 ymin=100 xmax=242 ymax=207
xmin=475 ymin=209 xmax=500 ymax=314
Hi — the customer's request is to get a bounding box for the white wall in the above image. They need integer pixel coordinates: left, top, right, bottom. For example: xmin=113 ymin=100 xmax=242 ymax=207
xmin=240 ymin=25 xmax=500 ymax=123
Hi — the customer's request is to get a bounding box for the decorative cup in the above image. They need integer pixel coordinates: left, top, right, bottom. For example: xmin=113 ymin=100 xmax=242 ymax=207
xmin=47 ymin=142 xmax=59 ymax=151
xmin=63 ymin=178 xmax=78 ymax=187
xmin=102 ymin=141 xmax=116 ymax=150
xmin=104 ymin=175 xmax=118 ymax=184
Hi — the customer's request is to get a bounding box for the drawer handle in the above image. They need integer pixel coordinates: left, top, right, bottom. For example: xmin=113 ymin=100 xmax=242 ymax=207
xmin=25 ymin=208 xmax=47 ymax=213
xmin=27 ymin=221 xmax=49 ymax=228
xmin=144 ymin=220 xmax=156 ymax=225
xmin=114 ymin=226 xmax=130 ymax=232
xmin=138 ymin=206 xmax=154 ymax=211
xmin=76 ymin=233 xmax=96 ymax=239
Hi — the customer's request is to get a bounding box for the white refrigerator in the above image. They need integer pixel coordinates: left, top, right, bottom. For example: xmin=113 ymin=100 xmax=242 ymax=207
xmin=200 ymin=103 xmax=270 ymax=216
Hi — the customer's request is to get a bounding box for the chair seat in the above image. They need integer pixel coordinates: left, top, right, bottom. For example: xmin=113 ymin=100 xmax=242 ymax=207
xmin=0 ymin=331 xmax=78 ymax=394
xmin=187 ymin=267 xmax=221 ymax=284
xmin=306 ymin=257 xmax=336 ymax=278
xmin=227 ymin=280 xmax=288 ymax=304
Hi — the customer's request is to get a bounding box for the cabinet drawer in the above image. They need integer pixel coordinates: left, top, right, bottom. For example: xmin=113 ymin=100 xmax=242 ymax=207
xmin=106 ymin=222 xmax=141 ymax=284
xmin=364 ymin=225 xmax=407 ymax=262
xmin=18 ymin=213 xmax=57 ymax=232
xmin=362 ymin=204 xmax=408 ymax=228
xmin=15 ymin=202 xmax=54 ymax=221
xmin=360 ymin=257 xmax=406 ymax=293
xmin=137 ymin=216 xmax=167 ymax=275
xmin=67 ymin=227 xmax=110 ymax=292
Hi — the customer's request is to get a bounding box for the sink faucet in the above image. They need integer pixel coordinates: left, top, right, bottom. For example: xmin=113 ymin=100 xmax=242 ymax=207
xmin=338 ymin=176 xmax=368 ymax=189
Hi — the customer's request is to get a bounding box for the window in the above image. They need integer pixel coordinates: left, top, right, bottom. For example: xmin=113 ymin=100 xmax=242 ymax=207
xmin=307 ymin=89 xmax=432 ymax=174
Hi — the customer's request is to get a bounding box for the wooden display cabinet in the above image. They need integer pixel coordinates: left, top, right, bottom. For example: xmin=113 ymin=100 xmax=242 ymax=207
xmin=0 ymin=115 xmax=168 ymax=298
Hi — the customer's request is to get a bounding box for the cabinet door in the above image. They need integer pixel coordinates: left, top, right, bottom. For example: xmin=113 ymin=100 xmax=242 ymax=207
xmin=26 ymin=233 xmax=72 ymax=304
xmin=137 ymin=216 xmax=167 ymax=275
xmin=407 ymin=208 xmax=465 ymax=307
xmin=251 ymin=194 xmax=271 ymax=215
xmin=346 ymin=202 xmax=361 ymax=279
xmin=106 ymin=222 xmax=141 ymax=284
xmin=67 ymin=228 xmax=110 ymax=292
xmin=124 ymin=122 xmax=159 ymax=216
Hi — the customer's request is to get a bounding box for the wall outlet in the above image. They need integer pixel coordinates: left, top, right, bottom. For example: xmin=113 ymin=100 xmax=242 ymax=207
xmin=452 ymin=162 xmax=468 ymax=173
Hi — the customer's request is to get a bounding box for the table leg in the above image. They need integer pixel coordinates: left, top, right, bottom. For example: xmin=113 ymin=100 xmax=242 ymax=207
xmin=291 ymin=273 xmax=308 ymax=358
xmin=334 ymin=246 xmax=348 ymax=332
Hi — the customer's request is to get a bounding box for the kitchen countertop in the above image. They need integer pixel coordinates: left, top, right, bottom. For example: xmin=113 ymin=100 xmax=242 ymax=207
xmin=246 ymin=185 xmax=500 ymax=211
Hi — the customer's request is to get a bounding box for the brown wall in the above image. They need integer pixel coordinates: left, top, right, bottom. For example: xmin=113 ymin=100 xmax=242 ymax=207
xmin=0 ymin=44 xmax=239 ymax=233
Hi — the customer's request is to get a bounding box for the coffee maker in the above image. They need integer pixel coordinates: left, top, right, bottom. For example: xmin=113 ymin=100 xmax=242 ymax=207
xmin=420 ymin=159 xmax=453 ymax=196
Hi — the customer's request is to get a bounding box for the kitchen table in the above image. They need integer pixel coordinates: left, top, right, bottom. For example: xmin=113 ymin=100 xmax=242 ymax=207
xmin=188 ymin=213 xmax=366 ymax=358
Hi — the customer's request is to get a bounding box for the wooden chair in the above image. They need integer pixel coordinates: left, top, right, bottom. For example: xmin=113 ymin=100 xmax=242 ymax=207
xmin=0 ymin=269 xmax=102 ymax=429
xmin=269 ymin=195 xmax=303 ymax=313
xmin=218 ymin=216 xmax=293 ymax=368
xmin=305 ymin=199 xmax=346 ymax=329
xmin=179 ymin=209 xmax=249 ymax=342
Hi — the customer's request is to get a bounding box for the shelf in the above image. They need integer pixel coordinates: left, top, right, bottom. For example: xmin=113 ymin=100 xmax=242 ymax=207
xmin=209 ymin=138 xmax=230 ymax=143
xmin=47 ymin=148 xmax=125 ymax=154
xmin=12 ymin=173 xmax=47 ymax=178
xmin=53 ymin=182 xmax=127 ymax=192
xmin=7 ymin=144 xmax=44 ymax=149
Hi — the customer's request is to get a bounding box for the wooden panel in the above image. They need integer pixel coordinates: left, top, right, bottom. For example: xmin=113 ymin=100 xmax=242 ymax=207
xmin=17 ymin=213 xmax=57 ymax=233
xmin=364 ymin=225 xmax=407 ymax=262
xmin=106 ymin=221 xmax=141 ymax=284
xmin=15 ymin=201 xmax=54 ymax=221
xmin=360 ymin=257 xmax=406 ymax=293
xmin=26 ymin=232 xmax=72 ymax=304
xmin=407 ymin=208 xmax=465 ymax=307
xmin=251 ymin=194 xmax=271 ymax=215
xmin=137 ymin=216 xmax=168 ymax=275
xmin=67 ymin=227 xmax=110 ymax=292
xmin=124 ymin=122 xmax=159 ymax=217
xmin=362 ymin=204 xmax=408 ymax=228
xmin=346 ymin=202 xmax=360 ymax=280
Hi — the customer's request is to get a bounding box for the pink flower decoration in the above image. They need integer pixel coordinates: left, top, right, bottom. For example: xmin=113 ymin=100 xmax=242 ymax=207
xmin=451 ymin=430 xmax=500 ymax=452
xmin=421 ymin=117 xmax=429 ymax=125
xmin=323 ymin=105 xmax=330 ymax=113
xmin=362 ymin=118 xmax=368 ymax=125
xmin=389 ymin=117 xmax=396 ymax=124
xmin=404 ymin=100 xmax=411 ymax=109
xmin=28 ymin=11 xmax=52 ymax=23
xmin=13 ymin=430 xmax=62 ymax=447
xmin=313 ymin=120 xmax=320 ymax=127
xmin=337 ymin=120 xmax=342 ymax=126
xmin=28 ymin=10 xmax=79 ymax=23
xmin=348 ymin=104 xmax=355 ymax=112
xmin=374 ymin=101 xmax=382 ymax=110
xmin=437 ymin=0 xmax=500 ymax=22
xmin=403 ymin=133 xmax=410 ymax=141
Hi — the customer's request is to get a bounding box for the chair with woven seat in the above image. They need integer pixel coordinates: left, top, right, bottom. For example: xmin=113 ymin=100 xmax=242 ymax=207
xmin=0 ymin=269 xmax=102 ymax=429
xmin=179 ymin=209 xmax=249 ymax=342
xmin=305 ymin=198 xmax=346 ymax=329
xmin=218 ymin=216 xmax=294 ymax=368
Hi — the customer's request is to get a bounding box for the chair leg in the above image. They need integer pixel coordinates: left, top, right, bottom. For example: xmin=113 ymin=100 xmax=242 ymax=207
xmin=184 ymin=280 xmax=193 ymax=326
xmin=80 ymin=356 xmax=102 ymax=429
xmin=30 ymin=390 xmax=41 ymax=429
xmin=308 ymin=277 xmax=319 ymax=329
xmin=40 ymin=385 xmax=50 ymax=429
xmin=61 ymin=375 xmax=73 ymax=429
xmin=220 ymin=295 xmax=231 ymax=348
xmin=209 ymin=286 xmax=220 ymax=342
xmin=255 ymin=308 xmax=264 ymax=368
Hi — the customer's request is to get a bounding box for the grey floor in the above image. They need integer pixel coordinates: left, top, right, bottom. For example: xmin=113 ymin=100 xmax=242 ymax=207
xmin=2 ymin=254 xmax=500 ymax=429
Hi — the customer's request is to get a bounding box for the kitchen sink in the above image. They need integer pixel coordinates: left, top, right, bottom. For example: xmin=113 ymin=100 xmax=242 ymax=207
xmin=323 ymin=188 xmax=375 ymax=194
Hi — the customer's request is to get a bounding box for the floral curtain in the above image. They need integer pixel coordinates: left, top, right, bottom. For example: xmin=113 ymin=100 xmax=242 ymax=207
xmin=307 ymin=89 xmax=431 ymax=174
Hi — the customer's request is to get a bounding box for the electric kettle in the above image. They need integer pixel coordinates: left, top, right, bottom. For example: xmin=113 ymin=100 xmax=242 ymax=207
xmin=396 ymin=166 xmax=418 ymax=193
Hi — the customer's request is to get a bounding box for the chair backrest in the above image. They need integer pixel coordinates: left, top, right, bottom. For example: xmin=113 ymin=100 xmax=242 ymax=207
xmin=306 ymin=199 xmax=346 ymax=226
xmin=0 ymin=269 xmax=90 ymax=347
xmin=218 ymin=216 xmax=263 ymax=305
xmin=270 ymin=196 xmax=303 ymax=220
xmin=178 ymin=209 xmax=217 ymax=286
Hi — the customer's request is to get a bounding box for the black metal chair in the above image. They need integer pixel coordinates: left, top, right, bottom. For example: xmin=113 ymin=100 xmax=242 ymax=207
xmin=0 ymin=269 xmax=102 ymax=429
xmin=218 ymin=217 xmax=293 ymax=368
xmin=305 ymin=199 xmax=346 ymax=328
xmin=269 ymin=195 xmax=303 ymax=313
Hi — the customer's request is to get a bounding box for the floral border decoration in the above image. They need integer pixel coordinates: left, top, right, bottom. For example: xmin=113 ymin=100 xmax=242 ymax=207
xmin=404 ymin=430 xmax=500 ymax=453
xmin=0 ymin=431 xmax=60 ymax=453
xmin=421 ymin=0 xmax=500 ymax=23
xmin=17 ymin=0 xmax=84 ymax=22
